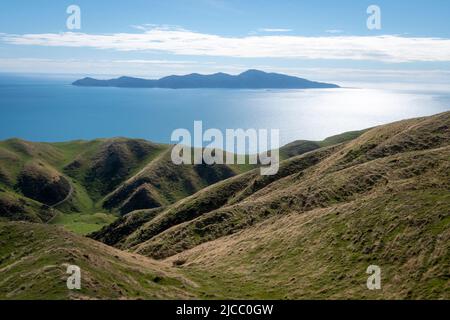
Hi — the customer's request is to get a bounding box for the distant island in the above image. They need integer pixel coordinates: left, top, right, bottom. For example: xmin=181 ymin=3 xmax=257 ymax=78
xmin=72 ymin=69 xmax=340 ymax=89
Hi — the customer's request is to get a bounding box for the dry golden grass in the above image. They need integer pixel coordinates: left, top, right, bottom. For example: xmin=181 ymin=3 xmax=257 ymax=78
xmin=0 ymin=221 xmax=197 ymax=299
xmin=90 ymin=112 xmax=450 ymax=299
xmin=2 ymin=112 xmax=449 ymax=299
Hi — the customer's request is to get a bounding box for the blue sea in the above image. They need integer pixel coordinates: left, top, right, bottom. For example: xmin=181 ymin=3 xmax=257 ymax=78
xmin=0 ymin=74 xmax=449 ymax=149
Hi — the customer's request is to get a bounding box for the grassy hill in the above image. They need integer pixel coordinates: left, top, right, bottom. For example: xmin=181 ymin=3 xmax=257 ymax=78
xmin=169 ymin=186 xmax=449 ymax=299
xmin=0 ymin=131 xmax=361 ymax=234
xmin=279 ymin=129 xmax=367 ymax=160
xmin=0 ymin=139 xmax=248 ymax=233
xmin=101 ymin=148 xmax=242 ymax=215
xmin=94 ymin=112 xmax=449 ymax=258
xmin=0 ymin=221 xmax=197 ymax=299
xmin=91 ymin=112 xmax=450 ymax=299
xmin=1 ymin=112 xmax=448 ymax=299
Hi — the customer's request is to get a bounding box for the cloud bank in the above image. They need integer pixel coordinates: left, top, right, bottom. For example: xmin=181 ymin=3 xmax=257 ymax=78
xmin=2 ymin=27 xmax=450 ymax=62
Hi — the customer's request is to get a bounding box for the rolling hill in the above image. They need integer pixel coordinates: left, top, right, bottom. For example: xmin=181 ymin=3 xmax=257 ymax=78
xmin=0 ymin=130 xmax=360 ymax=232
xmin=0 ymin=138 xmax=246 ymax=233
xmin=91 ymin=112 xmax=450 ymax=299
xmin=1 ymin=112 xmax=449 ymax=299
xmin=95 ymin=112 xmax=449 ymax=257
xmin=0 ymin=221 xmax=197 ymax=299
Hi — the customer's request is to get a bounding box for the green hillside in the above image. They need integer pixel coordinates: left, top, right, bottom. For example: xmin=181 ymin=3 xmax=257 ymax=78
xmin=0 ymin=130 xmax=361 ymax=234
xmin=92 ymin=112 xmax=450 ymax=299
xmin=0 ymin=222 xmax=196 ymax=299
xmin=1 ymin=112 xmax=448 ymax=299
xmin=0 ymin=139 xmax=247 ymax=234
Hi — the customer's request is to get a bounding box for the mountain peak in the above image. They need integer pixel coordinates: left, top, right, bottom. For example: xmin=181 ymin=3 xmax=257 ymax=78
xmin=239 ymin=69 xmax=267 ymax=76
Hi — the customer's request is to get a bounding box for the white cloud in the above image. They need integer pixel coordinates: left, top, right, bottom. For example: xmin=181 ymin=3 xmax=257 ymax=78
xmin=2 ymin=26 xmax=450 ymax=62
xmin=0 ymin=58 xmax=224 ymax=77
xmin=325 ymin=29 xmax=343 ymax=34
xmin=113 ymin=59 xmax=199 ymax=64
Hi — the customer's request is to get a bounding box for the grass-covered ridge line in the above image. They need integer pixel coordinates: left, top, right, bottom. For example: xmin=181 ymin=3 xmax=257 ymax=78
xmin=0 ymin=112 xmax=449 ymax=299
xmin=89 ymin=112 xmax=449 ymax=301
xmin=0 ymin=130 xmax=363 ymax=234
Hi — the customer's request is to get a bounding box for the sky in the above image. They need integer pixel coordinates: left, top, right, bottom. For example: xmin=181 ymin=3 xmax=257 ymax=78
xmin=0 ymin=0 xmax=449 ymax=88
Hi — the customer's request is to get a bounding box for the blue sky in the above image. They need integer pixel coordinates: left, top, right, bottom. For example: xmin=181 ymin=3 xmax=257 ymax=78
xmin=0 ymin=0 xmax=449 ymax=88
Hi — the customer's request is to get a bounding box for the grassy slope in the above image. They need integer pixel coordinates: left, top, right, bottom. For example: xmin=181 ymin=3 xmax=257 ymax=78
xmin=1 ymin=129 xmax=359 ymax=234
xmin=50 ymin=212 xmax=117 ymax=235
xmin=101 ymin=148 xmax=247 ymax=215
xmin=91 ymin=112 xmax=450 ymax=299
xmin=279 ymin=129 xmax=367 ymax=160
xmin=93 ymin=144 xmax=340 ymax=251
xmin=0 ymin=189 xmax=56 ymax=223
xmin=0 ymin=139 xmax=67 ymax=223
xmin=91 ymin=131 xmax=365 ymax=246
xmin=0 ymin=138 xmax=262 ymax=232
xmin=171 ymin=187 xmax=449 ymax=299
xmin=0 ymin=138 xmax=163 ymax=232
xmin=1 ymin=113 xmax=448 ymax=300
xmin=0 ymin=221 xmax=197 ymax=299
xmin=61 ymin=138 xmax=168 ymax=202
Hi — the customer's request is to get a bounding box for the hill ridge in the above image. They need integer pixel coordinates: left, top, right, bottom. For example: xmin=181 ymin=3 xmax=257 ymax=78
xmin=0 ymin=112 xmax=449 ymax=299
xmin=90 ymin=112 xmax=450 ymax=261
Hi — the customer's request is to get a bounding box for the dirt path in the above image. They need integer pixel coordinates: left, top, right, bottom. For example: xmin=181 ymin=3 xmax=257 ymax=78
xmin=45 ymin=176 xmax=74 ymax=224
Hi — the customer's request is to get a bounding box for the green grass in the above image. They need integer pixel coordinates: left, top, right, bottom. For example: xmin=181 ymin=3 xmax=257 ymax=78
xmin=174 ymin=189 xmax=450 ymax=300
xmin=0 ymin=222 xmax=197 ymax=299
xmin=0 ymin=131 xmax=365 ymax=224
xmin=1 ymin=112 xmax=449 ymax=300
xmin=318 ymin=129 xmax=368 ymax=147
xmin=50 ymin=140 xmax=101 ymax=161
xmin=50 ymin=212 xmax=118 ymax=235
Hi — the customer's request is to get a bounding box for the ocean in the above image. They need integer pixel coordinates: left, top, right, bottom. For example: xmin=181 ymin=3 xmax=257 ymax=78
xmin=0 ymin=74 xmax=449 ymax=150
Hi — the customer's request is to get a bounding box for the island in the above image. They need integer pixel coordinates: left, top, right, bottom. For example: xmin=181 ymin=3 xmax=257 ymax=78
xmin=72 ymin=69 xmax=340 ymax=89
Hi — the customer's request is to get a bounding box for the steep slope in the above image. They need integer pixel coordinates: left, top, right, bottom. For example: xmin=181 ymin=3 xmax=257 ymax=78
xmin=91 ymin=131 xmax=366 ymax=244
xmin=92 ymin=144 xmax=340 ymax=250
xmin=169 ymin=186 xmax=449 ymax=299
xmin=279 ymin=129 xmax=367 ymax=160
xmin=0 ymin=138 xmax=255 ymax=224
xmin=0 ymin=139 xmax=71 ymax=222
xmin=88 ymin=112 xmax=450 ymax=299
xmin=0 ymin=222 xmax=197 ymax=299
xmin=63 ymin=138 xmax=167 ymax=201
xmin=17 ymin=161 xmax=71 ymax=206
xmin=0 ymin=138 xmax=165 ymax=228
xmin=0 ymin=190 xmax=55 ymax=223
xmin=102 ymin=149 xmax=241 ymax=215
xmin=91 ymin=112 xmax=450 ymax=262
xmin=2 ymin=112 xmax=449 ymax=300
xmin=102 ymin=131 xmax=368 ymax=216
xmin=0 ymin=129 xmax=364 ymax=225
xmin=0 ymin=139 xmax=65 ymax=188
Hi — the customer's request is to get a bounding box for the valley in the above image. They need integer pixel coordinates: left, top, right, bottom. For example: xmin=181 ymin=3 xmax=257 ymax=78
xmin=0 ymin=112 xmax=449 ymax=299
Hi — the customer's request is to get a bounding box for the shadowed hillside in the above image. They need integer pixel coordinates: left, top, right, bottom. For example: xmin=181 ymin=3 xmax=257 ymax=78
xmin=0 ymin=112 xmax=448 ymax=299
xmin=0 ymin=139 xmax=244 ymax=232
xmin=102 ymin=148 xmax=241 ymax=215
xmin=63 ymin=138 xmax=166 ymax=201
xmin=0 ymin=132 xmax=359 ymax=232
xmin=93 ymin=112 xmax=449 ymax=258
xmin=90 ymin=112 xmax=450 ymax=299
